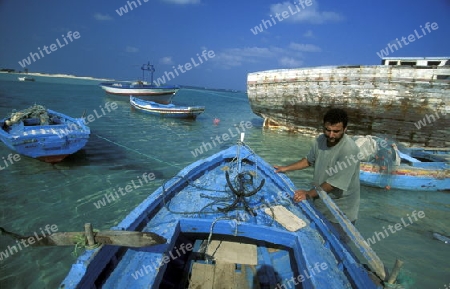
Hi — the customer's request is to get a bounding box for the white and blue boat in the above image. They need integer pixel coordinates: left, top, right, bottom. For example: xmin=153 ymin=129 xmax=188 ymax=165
xmin=100 ymin=82 xmax=179 ymax=104
xmin=130 ymin=96 xmax=205 ymax=119
xmin=60 ymin=139 xmax=394 ymax=288
xmin=99 ymin=62 xmax=179 ymax=104
xmin=0 ymin=105 xmax=90 ymax=163
xmin=17 ymin=76 xmax=35 ymax=82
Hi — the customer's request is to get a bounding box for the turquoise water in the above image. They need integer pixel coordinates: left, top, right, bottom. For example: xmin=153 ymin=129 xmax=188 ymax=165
xmin=0 ymin=73 xmax=449 ymax=288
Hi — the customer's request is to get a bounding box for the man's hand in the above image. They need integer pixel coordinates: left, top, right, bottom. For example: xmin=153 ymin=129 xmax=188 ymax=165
xmin=273 ymin=165 xmax=286 ymax=173
xmin=293 ymin=189 xmax=310 ymax=202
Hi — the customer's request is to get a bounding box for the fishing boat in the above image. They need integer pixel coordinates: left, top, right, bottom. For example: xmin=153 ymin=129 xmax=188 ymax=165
xmin=99 ymin=82 xmax=179 ymax=103
xmin=99 ymin=62 xmax=179 ymax=104
xmin=354 ymin=135 xmax=449 ymax=191
xmin=0 ymin=105 xmax=90 ymax=163
xmin=60 ymin=138 xmax=398 ymax=288
xmin=18 ymin=76 xmax=35 ymax=81
xmin=130 ymin=96 xmax=205 ymax=119
xmin=247 ymin=57 xmax=450 ymax=148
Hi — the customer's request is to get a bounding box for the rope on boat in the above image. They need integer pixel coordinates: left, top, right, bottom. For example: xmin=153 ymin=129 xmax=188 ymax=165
xmin=200 ymin=216 xmax=240 ymax=264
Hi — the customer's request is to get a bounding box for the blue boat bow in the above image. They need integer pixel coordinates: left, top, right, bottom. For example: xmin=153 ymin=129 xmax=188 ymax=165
xmin=60 ymin=142 xmax=385 ymax=288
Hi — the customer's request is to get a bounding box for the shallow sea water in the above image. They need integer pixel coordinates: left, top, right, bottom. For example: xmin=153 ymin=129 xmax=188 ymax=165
xmin=0 ymin=73 xmax=449 ymax=288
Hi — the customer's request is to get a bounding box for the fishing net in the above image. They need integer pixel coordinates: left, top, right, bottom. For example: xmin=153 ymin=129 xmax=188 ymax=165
xmin=353 ymin=135 xmax=400 ymax=189
xmin=5 ymin=104 xmax=49 ymax=126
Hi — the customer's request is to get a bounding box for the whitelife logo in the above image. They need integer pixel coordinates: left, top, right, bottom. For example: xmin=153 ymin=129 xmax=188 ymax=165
xmin=18 ymin=31 xmax=81 ymax=68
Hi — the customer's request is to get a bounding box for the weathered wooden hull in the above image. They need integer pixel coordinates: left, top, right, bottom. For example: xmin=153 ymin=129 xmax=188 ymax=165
xmin=60 ymin=144 xmax=382 ymax=288
xmin=247 ymin=65 xmax=450 ymax=148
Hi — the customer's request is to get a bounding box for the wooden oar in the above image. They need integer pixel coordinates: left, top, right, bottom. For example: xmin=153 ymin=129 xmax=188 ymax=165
xmin=0 ymin=225 xmax=166 ymax=248
xmin=315 ymin=187 xmax=387 ymax=280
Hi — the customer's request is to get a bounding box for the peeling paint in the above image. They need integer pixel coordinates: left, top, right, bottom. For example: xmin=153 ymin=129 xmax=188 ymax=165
xmin=247 ymin=64 xmax=450 ymax=148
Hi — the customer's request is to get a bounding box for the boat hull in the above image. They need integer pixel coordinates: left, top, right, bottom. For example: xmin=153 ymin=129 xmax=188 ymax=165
xmin=247 ymin=65 xmax=450 ymax=148
xmin=0 ymin=109 xmax=90 ymax=163
xmin=18 ymin=76 xmax=35 ymax=81
xmin=130 ymin=96 xmax=205 ymax=119
xmin=360 ymin=162 xmax=450 ymax=191
xmin=99 ymin=82 xmax=179 ymax=104
xmin=61 ymin=144 xmax=382 ymax=288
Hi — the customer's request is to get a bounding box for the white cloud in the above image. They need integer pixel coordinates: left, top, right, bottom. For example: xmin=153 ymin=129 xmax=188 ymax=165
xmin=214 ymin=46 xmax=309 ymax=69
xmin=214 ymin=47 xmax=276 ymax=68
xmin=162 ymin=0 xmax=200 ymax=4
xmin=303 ymin=30 xmax=314 ymax=38
xmin=270 ymin=1 xmax=344 ymax=24
xmin=94 ymin=13 xmax=113 ymax=21
xmin=125 ymin=46 xmax=139 ymax=53
xmin=279 ymin=57 xmax=303 ymax=67
xmin=160 ymin=56 xmax=174 ymax=65
xmin=289 ymin=43 xmax=322 ymax=52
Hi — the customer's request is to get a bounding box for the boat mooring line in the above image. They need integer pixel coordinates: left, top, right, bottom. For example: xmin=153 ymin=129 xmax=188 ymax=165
xmin=94 ymin=134 xmax=181 ymax=169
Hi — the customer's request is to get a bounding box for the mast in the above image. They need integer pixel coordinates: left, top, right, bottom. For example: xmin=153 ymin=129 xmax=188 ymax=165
xmin=141 ymin=62 xmax=155 ymax=85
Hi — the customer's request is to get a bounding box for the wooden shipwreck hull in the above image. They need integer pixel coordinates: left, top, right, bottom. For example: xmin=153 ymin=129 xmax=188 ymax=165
xmin=247 ymin=62 xmax=449 ymax=148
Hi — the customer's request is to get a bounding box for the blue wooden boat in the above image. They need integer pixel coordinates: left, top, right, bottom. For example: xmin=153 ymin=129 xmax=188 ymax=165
xmin=60 ymin=140 xmax=390 ymax=288
xmin=0 ymin=105 xmax=90 ymax=163
xmin=130 ymin=96 xmax=205 ymax=119
xmin=354 ymin=136 xmax=449 ymax=191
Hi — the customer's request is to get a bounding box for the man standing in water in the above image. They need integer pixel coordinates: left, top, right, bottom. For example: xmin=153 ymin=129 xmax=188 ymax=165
xmin=274 ymin=108 xmax=360 ymax=242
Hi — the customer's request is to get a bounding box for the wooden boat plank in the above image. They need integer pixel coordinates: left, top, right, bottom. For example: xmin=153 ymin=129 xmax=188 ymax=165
xmin=263 ymin=205 xmax=307 ymax=232
xmin=189 ymin=262 xmax=252 ymax=289
xmin=213 ymin=263 xmax=237 ymax=289
xmin=189 ymin=262 xmax=215 ymax=289
xmin=206 ymin=240 xmax=257 ymax=265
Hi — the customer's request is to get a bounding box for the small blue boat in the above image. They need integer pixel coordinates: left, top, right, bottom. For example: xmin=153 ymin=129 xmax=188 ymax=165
xmin=130 ymin=96 xmax=205 ymax=119
xmin=354 ymin=136 xmax=449 ymax=191
xmin=60 ymin=140 xmax=388 ymax=288
xmin=0 ymin=105 xmax=90 ymax=163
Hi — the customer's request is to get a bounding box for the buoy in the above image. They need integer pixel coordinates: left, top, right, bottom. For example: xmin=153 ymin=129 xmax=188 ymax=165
xmin=213 ymin=118 xmax=220 ymax=125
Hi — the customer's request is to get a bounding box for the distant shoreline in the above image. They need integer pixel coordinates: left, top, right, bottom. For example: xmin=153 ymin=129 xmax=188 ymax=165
xmin=0 ymin=71 xmax=114 ymax=82
xmin=0 ymin=71 xmax=245 ymax=92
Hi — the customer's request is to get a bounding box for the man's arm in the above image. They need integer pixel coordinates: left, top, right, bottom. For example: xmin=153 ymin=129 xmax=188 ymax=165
xmin=293 ymin=182 xmax=335 ymax=202
xmin=274 ymin=157 xmax=310 ymax=173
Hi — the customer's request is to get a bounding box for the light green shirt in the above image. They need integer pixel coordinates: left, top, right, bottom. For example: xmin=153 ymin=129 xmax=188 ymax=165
xmin=306 ymin=134 xmax=360 ymax=222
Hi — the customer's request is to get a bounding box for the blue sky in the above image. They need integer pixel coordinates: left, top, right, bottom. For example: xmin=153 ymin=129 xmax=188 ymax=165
xmin=0 ymin=0 xmax=449 ymax=90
